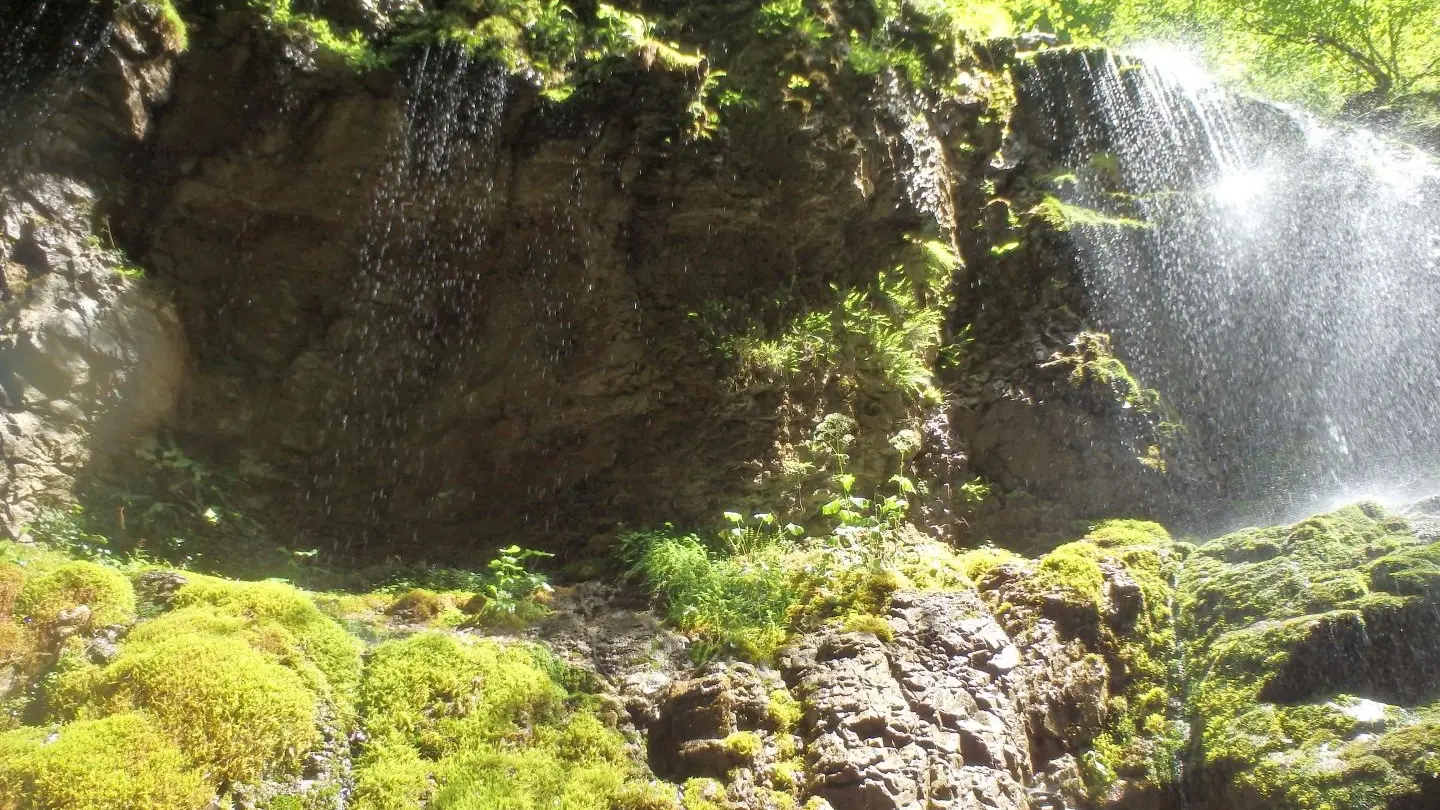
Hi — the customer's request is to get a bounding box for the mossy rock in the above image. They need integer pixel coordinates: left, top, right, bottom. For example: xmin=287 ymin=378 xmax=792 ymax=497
xmin=0 ymin=711 xmax=213 ymax=810
xmin=15 ymin=562 xmax=135 ymax=636
xmin=1181 ymin=504 xmax=1418 ymax=651
xmin=67 ymin=631 xmax=321 ymax=784
xmin=359 ymin=632 xmax=565 ymax=754
xmin=1180 ymin=504 xmax=1440 ymax=809
xmin=385 ymin=588 xmax=447 ymax=622
xmin=354 ymin=632 xmax=665 ymax=810
xmin=169 ymin=576 xmax=363 ymax=702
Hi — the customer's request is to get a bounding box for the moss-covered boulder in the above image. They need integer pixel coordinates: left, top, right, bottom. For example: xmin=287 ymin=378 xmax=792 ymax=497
xmin=14 ymin=561 xmax=136 ymax=639
xmin=1180 ymin=504 xmax=1440 ymax=809
xmin=352 ymin=632 xmax=670 ymax=810
xmin=0 ymin=711 xmax=213 ymax=810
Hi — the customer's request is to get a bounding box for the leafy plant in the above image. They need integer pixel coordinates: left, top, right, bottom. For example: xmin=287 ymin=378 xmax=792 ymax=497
xmin=469 ymin=545 xmax=554 ymax=625
xmin=22 ymin=506 xmax=113 ymax=562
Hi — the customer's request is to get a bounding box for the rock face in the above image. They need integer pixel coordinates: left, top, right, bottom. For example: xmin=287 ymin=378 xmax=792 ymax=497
xmin=0 ymin=3 xmax=185 ymax=537
xmin=2 ymin=1 xmax=1181 ymax=561
xmin=635 ymin=577 xmax=1161 ymax=810
xmin=783 ymin=592 xmax=1035 ymax=810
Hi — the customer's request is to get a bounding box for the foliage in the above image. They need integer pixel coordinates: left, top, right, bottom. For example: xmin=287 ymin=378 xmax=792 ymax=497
xmin=720 ymin=265 xmax=947 ymax=404
xmin=467 ymin=545 xmax=554 ymax=626
xmin=1043 ymin=332 xmax=1172 ymax=422
xmin=1043 ymin=0 xmax=1440 ymax=134
xmin=0 ymin=712 xmax=212 ymax=810
xmin=1032 ymin=195 xmax=1149 ymax=231
xmin=82 ymin=438 xmax=298 ymax=577
xmin=619 ymin=529 xmax=794 ymax=662
xmin=22 ymin=506 xmax=114 ymax=562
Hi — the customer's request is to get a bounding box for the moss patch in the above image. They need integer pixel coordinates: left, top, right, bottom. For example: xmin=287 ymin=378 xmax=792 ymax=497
xmin=1179 ymin=504 xmax=1440 ymax=808
xmin=15 ymin=561 xmax=135 ymax=637
xmin=0 ymin=711 xmax=212 ymax=810
xmin=169 ymin=576 xmax=363 ymax=703
xmin=354 ymin=632 xmax=662 ymax=810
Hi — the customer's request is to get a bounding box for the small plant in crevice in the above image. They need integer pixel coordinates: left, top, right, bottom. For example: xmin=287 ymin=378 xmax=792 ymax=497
xmin=466 ymin=545 xmax=555 ymax=627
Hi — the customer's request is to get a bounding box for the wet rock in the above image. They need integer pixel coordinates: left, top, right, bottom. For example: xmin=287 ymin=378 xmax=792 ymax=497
xmin=534 ymin=582 xmax=691 ymax=730
xmin=135 ymin=570 xmax=189 ymax=609
xmin=782 ymin=591 xmax=1035 ymax=810
xmin=648 ymin=661 xmax=786 ymax=781
xmin=0 ymin=1 xmax=186 ymax=537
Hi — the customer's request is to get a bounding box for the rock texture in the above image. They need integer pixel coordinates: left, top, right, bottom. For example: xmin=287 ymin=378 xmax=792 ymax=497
xmin=0 ymin=2 xmax=1181 ymax=561
xmin=0 ymin=3 xmax=185 ymax=537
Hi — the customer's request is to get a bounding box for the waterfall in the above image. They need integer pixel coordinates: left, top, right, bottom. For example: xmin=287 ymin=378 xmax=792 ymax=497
xmin=0 ymin=0 xmax=114 ymax=134
xmin=1020 ymin=46 xmax=1440 ymax=521
xmin=318 ymin=45 xmax=510 ymax=556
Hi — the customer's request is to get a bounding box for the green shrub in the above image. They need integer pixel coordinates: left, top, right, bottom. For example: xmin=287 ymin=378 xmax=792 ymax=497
xmin=16 ymin=561 xmax=135 ymax=635
xmin=0 ymin=712 xmax=212 ymax=810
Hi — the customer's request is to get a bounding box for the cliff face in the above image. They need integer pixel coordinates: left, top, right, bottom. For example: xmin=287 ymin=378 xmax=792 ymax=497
xmin=0 ymin=1 xmax=1173 ymax=567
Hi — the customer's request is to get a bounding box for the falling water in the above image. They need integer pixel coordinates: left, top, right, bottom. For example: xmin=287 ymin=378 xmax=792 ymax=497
xmin=0 ymin=0 xmax=114 ymax=136
xmin=1022 ymin=47 xmax=1440 ymax=520
xmin=318 ymin=45 xmax=510 ymax=557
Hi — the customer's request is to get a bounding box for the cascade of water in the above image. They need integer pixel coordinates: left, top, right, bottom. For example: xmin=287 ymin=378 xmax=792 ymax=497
xmin=1024 ymin=46 xmax=1440 ymax=520
xmin=0 ymin=0 xmax=114 ymax=136
xmin=318 ymin=45 xmax=510 ymax=556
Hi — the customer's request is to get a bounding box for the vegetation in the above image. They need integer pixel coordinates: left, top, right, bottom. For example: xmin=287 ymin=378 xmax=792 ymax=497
xmin=1178 ymin=504 xmax=1440 ymax=808
xmin=1033 ymin=0 xmax=1440 ymax=136
xmin=0 ymin=712 xmax=213 ymax=810
xmin=353 ymin=632 xmax=665 ymax=810
xmin=15 ymin=561 xmax=135 ymax=638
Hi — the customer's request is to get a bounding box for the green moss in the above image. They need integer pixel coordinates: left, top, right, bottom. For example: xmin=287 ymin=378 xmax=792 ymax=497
xmin=15 ymin=561 xmax=135 ymax=636
xmin=1042 ymin=332 xmax=1168 ymax=417
xmin=80 ymin=632 xmax=319 ymax=783
xmin=767 ymin=688 xmax=802 ymax=735
xmin=840 ymin=613 xmax=894 ymax=641
xmin=356 ymin=633 xmax=660 ymax=810
xmin=351 ymin=739 xmax=433 ymax=810
xmin=0 ymin=712 xmax=212 ymax=810
xmin=1085 ymin=519 xmax=1172 ymax=548
xmin=1035 ymin=542 xmax=1106 ymax=606
xmin=385 ymin=588 xmax=447 ymax=622
xmin=722 ymin=730 xmax=763 ymax=761
xmin=1182 ymin=504 xmax=1416 ymax=649
xmin=953 ymin=547 xmax=1019 ymax=584
xmin=169 ymin=576 xmax=363 ymax=702
xmin=1178 ymin=504 xmax=1440 ymax=809
xmin=145 ymin=0 xmax=189 ymax=52
xmin=681 ymin=778 xmax=726 ymax=810
xmin=360 ymin=633 xmax=564 ymax=755
xmin=1368 ymin=541 xmax=1440 ymax=598
xmin=1032 ymin=195 xmax=1149 ymax=231
xmin=611 ymin=782 xmax=682 ymax=809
